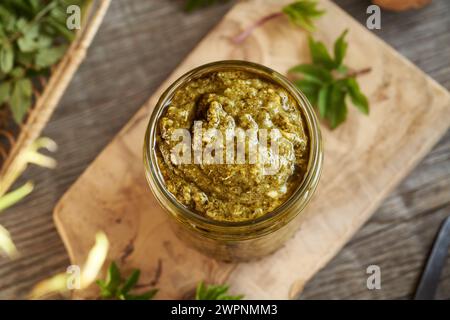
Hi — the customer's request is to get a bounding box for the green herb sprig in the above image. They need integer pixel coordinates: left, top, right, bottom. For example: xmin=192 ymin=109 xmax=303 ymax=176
xmin=96 ymin=261 xmax=158 ymax=300
xmin=195 ymin=281 xmax=244 ymax=300
xmin=96 ymin=262 xmax=245 ymax=300
xmin=289 ymin=30 xmax=371 ymax=129
xmin=0 ymin=0 xmax=85 ymax=124
xmin=233 ymin=0 xmax=324 ymax=44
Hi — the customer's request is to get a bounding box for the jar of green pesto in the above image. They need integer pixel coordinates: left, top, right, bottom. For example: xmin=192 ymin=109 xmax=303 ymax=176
xmin=144 ymin=60 xmax=323 ymax=261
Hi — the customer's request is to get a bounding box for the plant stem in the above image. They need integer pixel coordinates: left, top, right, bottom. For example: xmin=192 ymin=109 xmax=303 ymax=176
xmin=346 ymin=67 xmax=372 ymax=78
xmin=232 ymin=11 xmax=284 ymax=44
xmin=0 ymin=224 xmax=18 ymax=258
xmin=0 ymin=182 xmax=33 ymax=212
xmin=335 ymin=67 xmax=372 ymax=80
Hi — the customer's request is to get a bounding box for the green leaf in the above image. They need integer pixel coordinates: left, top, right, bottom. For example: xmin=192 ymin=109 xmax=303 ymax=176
xmin=17 ymin=25 xmax=41 ymax=53
xmin=282 ymin=1 xmax=325 ymax=32
xmin=104 ymin=261 xmax=121 ymax=295
xmin=0 ymin=81 xmax=11 ymax=104
xmin=44 ymin=17 xmax=75 ymax=41
xmin=15 ymin=18 xmax=29 ymax=34
xmin=0 ymin=0 xmax=84 ymax=126
xmin=35 ymin=45 xmax=67 ymax=69
xmin=96 ymin=280 xmax=113 ymax=299
xmin=10 ymin=67 xmax=25 ymax=79
xmin=18 ymin=36 xmax=37 ymax=52
xmin=308 ymin=36 xmax=335 ymax=70
xmin=0 ymin=6 xmax=13 ymax=24
xmin=0 ymin=42 xmax=14 ymax=73
xmin=294 ymin=79 xmax=320 ymax=105
xmin=289 ymin=64 xmax=333 ymax=84
xmin=336 ymin=64 xmax=348 ymax=75
xmin=123 ymin=289 xmax=158 ymax=300
xmin=195 ymin=281 xmax=244 ymax=300
xmin=317 ymin=85 xmax=329 ymax=119
xmin=289 ymin=29 xmax=370 ymax=129
xmin=21 ymin=78 xmax=32 ymax=96
xmin=327 ymin=81 xmax=348 ymax=129
xmin=49 ymin=6 xmax=67 ymax=23
xmin=96 ymin=262 xmax=158 ymax=300
xmin=28 ymin=0 xmax=41 ymax=12
xmin=37 ymin=35 xmax=52 ymax=49
xmin=333 ymin=29 xmax=348 ymax=68
xmin=195 ymin=281 xmax=207 ymax=300
xmin=10 ymin=78 xmax=32 ymax=124
xmin=220 ymin=294 xmax=245 ymax=300
xmin=119 ymin=269 xmax=140 ymax=295
xmin=345 ymin=77 xmax=369 ymax=115
xmin=1 ymin=9 xmax=16 ymax=33
xmin=16 ymin=51 xmax=34 ymax=67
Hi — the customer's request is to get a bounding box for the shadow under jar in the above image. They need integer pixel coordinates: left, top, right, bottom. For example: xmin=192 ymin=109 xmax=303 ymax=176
xmin=144 ymin=61 xmax=323 ymax=262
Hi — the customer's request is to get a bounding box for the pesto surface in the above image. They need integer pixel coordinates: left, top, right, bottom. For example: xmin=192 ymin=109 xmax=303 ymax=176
xmin=156 ymin=71 xmax=309 ymax=222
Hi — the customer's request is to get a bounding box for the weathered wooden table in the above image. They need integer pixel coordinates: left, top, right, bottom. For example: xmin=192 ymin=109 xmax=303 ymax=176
xmin=0 ymin=0 xmax=449 ymax=299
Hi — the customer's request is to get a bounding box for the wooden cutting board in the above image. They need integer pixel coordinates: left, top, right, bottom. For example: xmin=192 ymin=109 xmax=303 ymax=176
xmin=54 ymin=0 xmax=450 ymax=299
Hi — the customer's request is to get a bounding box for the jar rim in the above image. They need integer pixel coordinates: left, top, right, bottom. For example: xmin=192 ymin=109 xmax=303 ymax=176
xmin=144 ymin=60 xmax=323 ymax=232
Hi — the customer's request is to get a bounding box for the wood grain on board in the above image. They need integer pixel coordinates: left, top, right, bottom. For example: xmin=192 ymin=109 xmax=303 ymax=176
xmin=53 ymin=0 xmax=450 ymax=299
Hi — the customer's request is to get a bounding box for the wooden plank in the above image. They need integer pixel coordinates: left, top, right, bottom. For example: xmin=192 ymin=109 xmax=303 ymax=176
xmin=53 ymin=0 xmax=450 ymax=299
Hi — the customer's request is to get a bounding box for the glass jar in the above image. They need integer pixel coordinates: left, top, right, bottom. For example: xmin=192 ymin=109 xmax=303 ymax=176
xmin=143 ymin=60 xmax=323 ymax=261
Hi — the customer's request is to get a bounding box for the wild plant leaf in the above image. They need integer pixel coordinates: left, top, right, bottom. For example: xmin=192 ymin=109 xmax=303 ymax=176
xmin=282 ymin=1 xmax=325 ymax=32
xmin=195 ymin=281 xmax=244 ymax=300
xmin=10 ymin=77 xmax=32 ymax=123
xmin=10 ymin=66 xmax=25 ymax=79
xmin=333 ymin=29 xmax=348 ymax=68
xmin=122 ymin=289 xmax=158 ymax=301
xmin=0 ymin=81 xmax=11 ymax=104
xmin=17 ymin=36 xmax=38 ymax=52
xmin=0 ymin=42 xmax=14 ymax=73
xmin=0 ymin=0 xmax=81 ymax=124
xmin=345 ymin=77 xmax=369 ymax=115
xmin=294 ymin=79 xmax=320 ymax=105
xmin=104 ymin=261 xmax=121 ymax=294
xmin=290 ymin=30 xmax=370 ymax=129
xmin=317 ymin=85 xmax=329 ymax=118
xmin=119 ymin=269 xmax=140 ymax=295
xmin=17 ymin=24 xmax=41 ymax=52
xmin=308 ymin=36 xmax=335 ymax=70
xmin=35 ymin=44 xmax=67 ymax=69
xmin=96 ymin=261 xmax=158 ymax=300
xmin=45 ymin=16 xmax=75 ymax=41
xmin=28 ymin=0 xmax=41 ymax=12
xmin=96 ymin=261 xmax=120 ymax=298
xmin=0 ymin=6 xmax=16 ymax=31
xmin=327 ymin=81 xmax=348 ymax=129
xmin=15 ymin=51 xmax=34 ymax=68
xmin=96 ymin=280 xmax=113 ymax=299
xmin=289 ymin=64 xmax=333 ymax=84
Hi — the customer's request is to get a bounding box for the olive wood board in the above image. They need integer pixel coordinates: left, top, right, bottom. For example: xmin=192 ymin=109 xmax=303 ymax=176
xmin=53 ymin=0 xmax=450 ymax=299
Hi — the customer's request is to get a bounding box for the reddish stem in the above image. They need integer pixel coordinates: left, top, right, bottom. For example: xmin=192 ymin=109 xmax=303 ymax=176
xmin=232 ymin=11 xmax=284 ymax=44
xmin=346 ymin=67 xmax=372 ymax=78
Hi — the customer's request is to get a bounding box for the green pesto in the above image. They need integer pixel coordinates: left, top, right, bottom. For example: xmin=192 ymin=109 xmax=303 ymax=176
xmin=156 ymin=71 xmax=309 ymax=222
